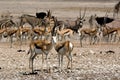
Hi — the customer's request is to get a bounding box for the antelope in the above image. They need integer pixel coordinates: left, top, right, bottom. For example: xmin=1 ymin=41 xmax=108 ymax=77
xmin=0 ymin=19 xmax=15 ymax=29
xmin=55 ymin=27 xmax=74 ymax=41
xmin=52 ymin=36 xmax=74 ymax=70
xmin=43 ymin=16 xmax=56 ymax=39
xmin=32 ymin=26 xmax=46 ymax=40
xmin=52 ymin=9 xmax=86 ymax=37
xmin=65 ymin=8 xmax=87 ymax=33
xmin=98 ymin=9 xmax=120 ymax=42
xmin=79 ymin=14 xmax=101 ymax=47
xmin=79 ymin=27 xmax=100 ymax=46
xmin=27 ymin=35 xmax=74 ymax=73
xmin=16 ymin=27 xmax=31 ymax=48
xmin=32 ymin=25 xmax=52 ymax=40
xmin=27 ymin=37 xmax=53 ymax=73
xmin=115 ymin=28 xmax=120 ymax=42
xmin=19 ymin=27 xmax=31 ymax=40
xmin=3 ymin=27 xmax=30 ymax=48
xmin=93 ymin=11 xmax=117 ymax=43
xmin=99 ymin=27 xmax=117 ymax=42
xmin=3 ymin=28 xmax=18 ymax=48
xmin=0 ymin=28 xmax=7 ymax=40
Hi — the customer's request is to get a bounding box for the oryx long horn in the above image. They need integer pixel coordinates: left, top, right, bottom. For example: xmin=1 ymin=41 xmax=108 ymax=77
xmin=105 ymin=9 xmax=108 ymax=17
xmin=104 ymin=8 xmax=109 ymax=25
xmin=81 ymin=7 xmax=87 ymax=19
xmin=79 ymin=9 xmax=81 ymax=19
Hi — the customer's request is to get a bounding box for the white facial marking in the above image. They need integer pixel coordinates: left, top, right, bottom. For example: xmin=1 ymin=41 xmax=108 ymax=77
xmin=20 ymin=31 xmax=22 ymax=35
xmin=52 ymin=36 xmax=57 ymax=43
xmin=78 ymin=30 xmax=81 ymax=36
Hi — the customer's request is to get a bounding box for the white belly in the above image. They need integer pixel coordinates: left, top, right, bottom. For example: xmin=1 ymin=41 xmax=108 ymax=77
xmin=34 ymin=48 xmax=43 ymax=54
xmin=58 ymin=48 xmax=65 ymax=55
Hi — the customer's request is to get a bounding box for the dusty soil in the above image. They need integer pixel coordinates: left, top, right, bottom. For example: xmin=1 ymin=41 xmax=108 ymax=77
xmin=0 ymin=1 xmax=120 ymax=80
xmin=0 ymin=38 xmax=120 ymax=80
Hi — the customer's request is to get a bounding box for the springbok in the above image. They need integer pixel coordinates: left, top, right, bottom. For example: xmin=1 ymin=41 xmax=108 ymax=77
xmin=31 ymin=19 xmax=54 ymax=40
xmin=115 ymin=28 xmax=120 ymax=42
xmin=27 ymin=37 xmax=53 ymax=73
xmin=3 ymin=28 xmax=18 ymax=48
xmin=2 ymin=27 xmax=28 ymax=48
xmin=27 ymin=35 xmax=74 ymax=73
xmin=102 ymin=19 xmax=120 ymax=42
xmin=0 ymin=28 xmax=7 ymax=40
xmin=16 ymin=27 xmax=31 ymax=48
xmin=52 ymin=36 xmax=74 ymax=70
xmin=32 ymin=26 xmax=46 ymax=40
xmin=55 ymin=27 xmax=74 ymax=41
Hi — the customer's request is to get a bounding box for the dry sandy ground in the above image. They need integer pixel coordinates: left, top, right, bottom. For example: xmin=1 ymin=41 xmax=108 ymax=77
xmin=0 ymin=37 xmax=120 ymax=80
xmin=0 ymin=1 xmax=120 ymax=80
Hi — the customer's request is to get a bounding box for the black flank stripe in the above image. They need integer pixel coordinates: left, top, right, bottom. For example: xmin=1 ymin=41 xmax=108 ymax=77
xmin=35 ymin=44 xmax=42 ymax=49
xmin=56 ymin=44 xmax=65 ymax=52
xmin=64 ymin=30 xmax=69 ymax=34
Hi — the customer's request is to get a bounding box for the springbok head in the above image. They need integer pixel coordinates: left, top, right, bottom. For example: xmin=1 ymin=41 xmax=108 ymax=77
xmin=2 ymin=27 xmax=9 ymax=38
xmin=75 ymin=8 xmax=86 ymax=28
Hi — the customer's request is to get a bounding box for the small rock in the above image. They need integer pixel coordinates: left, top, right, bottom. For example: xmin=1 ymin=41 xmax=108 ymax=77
xmin=22 ymin=72 xmax=38 ymax=75
xmin=89 ymin=50 xmax=95 ymax=54
xmin=76 ymin=77 xmax=85 ymax=80
xmin=73 ymin=53 xmax=77 ymax=56
xmin=47 ymin=76 xmax=52 ymax=80
xmin=67 ymin=77 xmax=73 ymax=80
xmin=17 ymin=50 xmax=25 ymax=52
xmin=114 ymin=73 xmax=119 ymax=77
xmin=105 ymin=50 xmax=115 ymax=54
xmin=100 ymin=51 xmax=102 ymax=54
